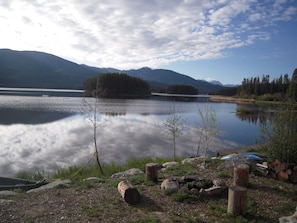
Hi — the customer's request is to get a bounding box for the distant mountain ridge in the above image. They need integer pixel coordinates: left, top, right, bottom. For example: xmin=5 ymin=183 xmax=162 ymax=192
xmin=0 ymin=49 xmax=228 ymax=93
xmin=209 ymin=80 xmax=238 ymax=88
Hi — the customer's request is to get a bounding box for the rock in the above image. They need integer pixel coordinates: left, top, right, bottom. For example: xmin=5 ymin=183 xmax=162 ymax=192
xmin=279 ymin=207 xmax=297 ymax=223
xmin=189 ymin=188 xmax=200 ymax=195
xmin=199 ymin=186 xmax=223 ymax=196
xmin=178 ymin=185 xmax=189 ymax=193
xmin=185 ymin=175 xmax=200 ymax=182
xmin=0 ymin=190 xmax=19 ymax=197
xmin=213 ymin=179 xmax=226 ymax=187
xmin=279 ymin=216 xmax=297 ymax=223
xmin=161 ymin=179 xmax=179 ymax=194
xmin=111 ymin=168 xmax=143 ymax=179
xmin=0 ymin=199 xmax=14 ymax=204
xmin=83 ymin=177 xmax=103 ymax=182
xmin=181 ymin=157 xmax=202 ymax=165
xmin=27 ymin=179 xmax=71 ymax=193
xmin=194 ymin=179 xmax=213 ymax=189
xmin=162 ymin=161 xmax=179 ymax=169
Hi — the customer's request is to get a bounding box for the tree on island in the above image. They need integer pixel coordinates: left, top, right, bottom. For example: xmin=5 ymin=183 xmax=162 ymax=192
xmin=84 ymin=73 xmax=151 ymax=98
xmin=166 ymin=84 xmax=199 ymax=95
xmin=166 ymin=85 xmax=199 ymax=101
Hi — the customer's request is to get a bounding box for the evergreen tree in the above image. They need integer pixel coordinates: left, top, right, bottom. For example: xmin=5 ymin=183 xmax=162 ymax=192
xmin=84 ymin=73 xmax=151 ymax=98
xmin=287 ymin=69 xmax=297 ymax=103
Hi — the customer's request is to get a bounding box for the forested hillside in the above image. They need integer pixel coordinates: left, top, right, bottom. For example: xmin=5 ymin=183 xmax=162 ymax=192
xmin=0 ymin=49 xmax=229 ymax=93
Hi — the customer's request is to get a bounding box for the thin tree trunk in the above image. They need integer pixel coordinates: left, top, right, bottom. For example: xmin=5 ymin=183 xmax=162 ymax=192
xmin=93 ymin=82 xmax=104 ymax=176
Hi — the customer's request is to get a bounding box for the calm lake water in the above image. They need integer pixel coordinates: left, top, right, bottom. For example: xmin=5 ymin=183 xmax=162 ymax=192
xmin=0 ymin=95 xmax=262 ymax=177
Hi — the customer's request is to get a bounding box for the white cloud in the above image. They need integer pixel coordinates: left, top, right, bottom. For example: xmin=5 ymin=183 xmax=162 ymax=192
xmin=0 ymin=0 xmax=296 ymax=69
xmin=0 ymin=113 xmax=242 ymax=177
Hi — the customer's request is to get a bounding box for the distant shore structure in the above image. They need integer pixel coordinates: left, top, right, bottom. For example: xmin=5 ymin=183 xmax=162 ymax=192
xmin=0 ymin=88 xmax=211 ymax=100
xmin=0 ymin=87 xmax=84 ymax=97
xmin=151 ymin=92 xmax=210 ymax=101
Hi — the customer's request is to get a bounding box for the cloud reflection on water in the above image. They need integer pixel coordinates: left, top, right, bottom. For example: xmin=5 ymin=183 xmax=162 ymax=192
xmin=0 ymin=113 xmax=240 ymax=177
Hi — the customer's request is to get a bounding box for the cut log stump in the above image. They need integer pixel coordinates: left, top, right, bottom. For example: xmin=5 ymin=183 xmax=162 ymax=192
xmin=145 ymin=163 xmax=159 ymax=182
xmin=234 ymin=164 xmax=249 ymax=187
xmin=117 ymin=181 xmax=140 ymax=205
xmin=290 ymin=171 xmax=297 ymax=183
xmin=228 ymin=186 xmax=247 ymax=217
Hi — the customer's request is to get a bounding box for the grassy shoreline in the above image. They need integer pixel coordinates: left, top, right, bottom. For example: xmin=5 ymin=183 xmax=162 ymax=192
xmin=17 ymin=144 xmax=264 ymax=181
xmin=3 ymin=152 xmax=297 ymax=223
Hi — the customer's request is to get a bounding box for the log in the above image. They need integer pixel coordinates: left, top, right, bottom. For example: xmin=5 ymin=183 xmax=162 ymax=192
xmin=274 ymin=163 xmax=287 ymax=174
xmin=278 ymin=171 xmax=289 ymax=181
xmin=286 ymin=168 xmax=292 ymax=176
xmin=268 ymin=160 xmax=280 ymax=171
xmin=145 ymin=163 xmax=159 ymax=182
xmin=234 ymin=164 xmax=249 ymax=187
xmin=117 ymin=181 xmax=140 ymax=205
xmin=289 ymin=171 xmax=297 ymax=183
xmin=227 ymin=186 xmax=247 ymax=216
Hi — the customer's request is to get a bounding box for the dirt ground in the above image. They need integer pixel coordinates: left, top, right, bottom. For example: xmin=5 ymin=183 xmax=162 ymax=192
xmin=1 ymin=161 xmax=296 ymax=223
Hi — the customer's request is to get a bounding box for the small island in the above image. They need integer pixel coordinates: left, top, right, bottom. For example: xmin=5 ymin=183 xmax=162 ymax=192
xmin=83 ymin=73 xmax=151 ymax=99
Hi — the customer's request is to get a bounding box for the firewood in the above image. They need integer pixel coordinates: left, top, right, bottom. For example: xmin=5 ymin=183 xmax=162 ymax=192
xmin=145 ymin=163 xmax=159 ymax=182
xmin=274 ymin=163 xmax=288 ymax=173
xmin=277 ymin=171 xmax=289 ymax=181
xmin=289 ymin=172 xmax=297 ymax=183
xmin=268 ymin=160 xmax=281 ymax=169
xmin=227 ymin=186 xmax=247 ymax=216
xmin=286 ymin=169 xmax=292 ymax=176
xmin=117 ymin=181 xmax=140 ymax=205
xmin=234 ymin=164 xmax=249 ymax=187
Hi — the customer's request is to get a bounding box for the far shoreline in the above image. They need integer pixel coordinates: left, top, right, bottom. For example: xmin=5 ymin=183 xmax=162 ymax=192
xmin=217 ymin=144 xmax=264 ymax=156
xmin=209 ymin=95 xmax=255 ymax=104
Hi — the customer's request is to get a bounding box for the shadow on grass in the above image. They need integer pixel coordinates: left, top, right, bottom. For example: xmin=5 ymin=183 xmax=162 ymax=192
xmin=135 ymin=194 xmax=163 ymax=212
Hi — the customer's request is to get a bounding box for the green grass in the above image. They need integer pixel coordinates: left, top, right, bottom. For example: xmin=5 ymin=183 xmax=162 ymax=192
xmin=217 ymin=170 xmax=230 ymax=178
xmin=171 ymin=191 xmax=196 ymax=203
xmin=11 ymin=154 xmax=297 ymax=223
xmin=15 ymin=170 xmax=45 ymax=181
xmin=51 ymin=156 xmax=187 ymax=182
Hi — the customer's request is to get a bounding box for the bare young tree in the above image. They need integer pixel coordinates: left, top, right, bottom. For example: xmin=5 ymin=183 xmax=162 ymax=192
xmin=161 ymin=106 xmax=185 ymax=161
xmin=83 ymin=77 xmax=105 ymax=176
xmin=196 ymin=104 xmax=220 ymax=165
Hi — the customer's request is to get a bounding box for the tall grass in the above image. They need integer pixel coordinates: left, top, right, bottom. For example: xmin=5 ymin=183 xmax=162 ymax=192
xmin=15 ymin=170 xmax=46 ymax=181
xmin=16 ymin=156 xmax=187 ymax=181
xmin=51 ymin=156 xmax=186 ymax=180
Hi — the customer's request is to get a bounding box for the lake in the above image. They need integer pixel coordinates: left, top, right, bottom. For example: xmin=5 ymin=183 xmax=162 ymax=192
xmin=0 ymin=95 xmax=262 ymax=177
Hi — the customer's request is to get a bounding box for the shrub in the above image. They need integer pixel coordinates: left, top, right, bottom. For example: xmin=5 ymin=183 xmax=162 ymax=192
xmin=261 ymin=105 xmax=297 ymax=163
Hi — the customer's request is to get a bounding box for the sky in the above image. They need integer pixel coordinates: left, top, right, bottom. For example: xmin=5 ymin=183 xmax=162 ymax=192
xmin=0 ymin=0 xmax=296 ymax=85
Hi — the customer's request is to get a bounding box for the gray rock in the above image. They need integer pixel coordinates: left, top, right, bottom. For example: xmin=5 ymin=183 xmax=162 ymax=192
xmin=161 ymin=179 xmax=179 ymax=194
xmin=279 ymin=207 xmax=297 ymax=223
xmin=27 ymin=179 xmax=71 ymax=193
xmin=189 ymin=188 xmax=200 ymax=195
xmin=111 ymin=168 xmax=143 ymax=179
xmin=83 ymin=177 xmax=103 ymax=182
xmin=200 ymin=186 xmax=223 ymax=196
xmin=162 ymin=161 xmax=179 ymax=169
xmin=0 ymin=190 xmax=19 ymax=197
xmin=213 ymin=179 xmax=226 ymax=187
xmin=279 ymin=216 xmax=297 ymax=223
xmin=182 ymin=157 xmax=201 ymax=165
xmin=0 ymin=199 xmax=14 ymax=204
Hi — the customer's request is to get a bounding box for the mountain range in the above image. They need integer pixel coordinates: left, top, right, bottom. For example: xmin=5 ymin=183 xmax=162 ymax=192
xmin=0 ymin=49 xmax=229 ymax=93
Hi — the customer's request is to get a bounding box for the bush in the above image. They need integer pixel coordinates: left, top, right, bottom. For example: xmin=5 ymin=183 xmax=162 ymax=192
xmin=261 ymin=105 xmax=297 ymax=163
